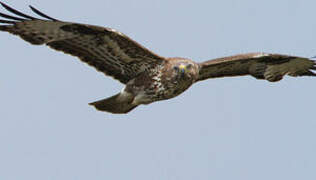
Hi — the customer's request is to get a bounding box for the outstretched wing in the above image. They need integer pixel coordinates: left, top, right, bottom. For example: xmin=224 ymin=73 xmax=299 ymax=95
xmin=0 ymin=2 xmax=165 ymax=84
xmin=197 ymin=52 xmax=316 ymax=82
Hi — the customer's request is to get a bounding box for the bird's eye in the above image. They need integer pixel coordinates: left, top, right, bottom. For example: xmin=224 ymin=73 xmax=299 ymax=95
xmin=187 ymin=64 xmax=193 ymax=69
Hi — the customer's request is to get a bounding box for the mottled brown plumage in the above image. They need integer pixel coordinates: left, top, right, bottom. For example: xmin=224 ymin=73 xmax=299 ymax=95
xmin=0 ymin=2 xmax=315 ymax=114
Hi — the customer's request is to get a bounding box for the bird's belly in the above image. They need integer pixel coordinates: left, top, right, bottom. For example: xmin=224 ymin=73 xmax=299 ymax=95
xmin=127 ymin=75 xmax=194 ymax=105
xmin=163 ymin=85 xmax=189 ymax=98
xmin=153 ymin=80 xmax=193 ymax=101
xmin=131 ymin=83 xmax=191 ymax=105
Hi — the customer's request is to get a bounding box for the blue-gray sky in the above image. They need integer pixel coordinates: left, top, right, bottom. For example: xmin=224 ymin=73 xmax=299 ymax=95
xmin=0 ymin=0 xmax=316 ymax=179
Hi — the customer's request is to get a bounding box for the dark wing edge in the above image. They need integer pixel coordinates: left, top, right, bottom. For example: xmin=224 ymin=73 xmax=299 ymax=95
xmin=0 ymin=2 xmax=165 ymax=84
xmin=197 ymin=52 xmax=316 ymax=82
xmin=0 ymin=2 xmax=66 ymax=46
xmin=0 ymin=2 xmax=58 ymax=23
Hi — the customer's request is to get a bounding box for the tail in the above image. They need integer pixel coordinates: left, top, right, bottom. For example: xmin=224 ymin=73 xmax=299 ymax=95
xmin=89 ymin=93 xmax=138 ymax=114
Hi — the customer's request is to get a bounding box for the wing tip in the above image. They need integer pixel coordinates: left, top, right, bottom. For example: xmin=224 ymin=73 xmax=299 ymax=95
xmin=310 ymin=59 xmax=316 ymax=70
xmin=307 ymin=59 xmax=316 ymax=76
xmin=0 ymin=1 xmax=59 ymax=24
xmin=0 ymin=1 xmax=7 ymax=7
xmin=0 ymin=1 xmax=37 ymax=20
xmin=29 ymin=5 xmax=59 ymax=21
xmin=0 ymin=19 xmax=15 ymax=25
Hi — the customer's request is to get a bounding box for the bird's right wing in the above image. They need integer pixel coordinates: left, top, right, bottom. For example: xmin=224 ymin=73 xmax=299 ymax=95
xmin=0 ymin=2 xmax=165 ymax=84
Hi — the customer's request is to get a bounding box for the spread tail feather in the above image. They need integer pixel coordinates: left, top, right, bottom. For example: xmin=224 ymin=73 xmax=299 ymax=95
xmin=89 ymin=93 xmax=137 ymax=114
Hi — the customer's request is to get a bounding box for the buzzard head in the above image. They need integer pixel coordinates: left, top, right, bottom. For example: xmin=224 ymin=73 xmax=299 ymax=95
xmin=170 ymin=59 xmax=199 ymax=82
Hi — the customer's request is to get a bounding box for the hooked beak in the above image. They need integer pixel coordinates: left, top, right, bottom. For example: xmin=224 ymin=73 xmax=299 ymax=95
xmin=179 ymin=64 xmax=186 ymax=78
xmin=179 ymin=64 xmax=186 ymax=72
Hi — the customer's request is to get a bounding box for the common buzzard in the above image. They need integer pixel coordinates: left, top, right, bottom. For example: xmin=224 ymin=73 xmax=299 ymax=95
xmin=0 ymin=2 xmax=315 ymax=114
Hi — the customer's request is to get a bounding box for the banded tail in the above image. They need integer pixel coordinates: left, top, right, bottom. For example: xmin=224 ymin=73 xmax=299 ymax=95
xmin=89 ymin=93 xmax=138 ymax=114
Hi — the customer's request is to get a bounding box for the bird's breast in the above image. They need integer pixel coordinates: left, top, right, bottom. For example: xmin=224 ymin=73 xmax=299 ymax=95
xmin=125 ymin=65 xmax=195 ymax=104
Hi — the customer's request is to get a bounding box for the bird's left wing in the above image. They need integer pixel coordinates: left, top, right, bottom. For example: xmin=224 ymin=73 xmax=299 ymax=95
xmin=197 ymin=52 xmax=316 ymax=82
xmin=0 ymin=2 xmax=165 ymax=84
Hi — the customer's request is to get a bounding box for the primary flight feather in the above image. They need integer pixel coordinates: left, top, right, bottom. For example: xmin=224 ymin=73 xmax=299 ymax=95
xmin=0 ymin=2 xmax=315 ymax=114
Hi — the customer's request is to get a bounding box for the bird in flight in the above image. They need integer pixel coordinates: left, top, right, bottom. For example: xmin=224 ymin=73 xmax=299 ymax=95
xmin=0 ymin=2 xmax=315 ymax=114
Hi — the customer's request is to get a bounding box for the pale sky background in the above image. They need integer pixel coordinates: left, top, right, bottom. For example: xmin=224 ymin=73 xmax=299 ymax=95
xmin=0 ymin=0 xmax=316 ymax=179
